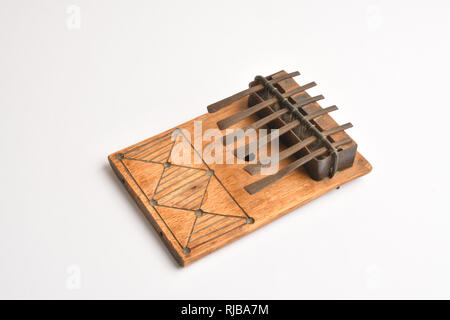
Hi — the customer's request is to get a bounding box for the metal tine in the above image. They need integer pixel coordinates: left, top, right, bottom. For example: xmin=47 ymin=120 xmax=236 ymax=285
xmin=304 ymin=105 xmax=338 ymax=121
xmin=207 ymin=71 xmax=300 ymax=113
xmin=277 ymin=122 xmax=352 ymax=162
xmin=244 ymin=138 xmax=353 ymax=195
xmin=234 ymin=119 xmax=300 ymax=158
xmin=322 ymin=122 xmax=353 ymax=136
xmin=216 ymin=82 xmax=317 ymax=130
xmin=233 ymin=95 xmax=325 ymax=157
xmin=222 ymin=105 xmax=337 ymax=146
xmin=243 ymin=122 xmax=353 ymax=175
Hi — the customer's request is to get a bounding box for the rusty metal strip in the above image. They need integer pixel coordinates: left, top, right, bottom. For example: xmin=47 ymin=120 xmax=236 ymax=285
xmin=233 ymin=95 xmax=325 ymax=158
xmin=207 ymin=71 xmax=300 ymax=113
xmin=254 ymin=75 xmax=339 ymax=178
xmin=243 ymin=123 xmax=353 ymax=175
xmin=221 ymin=93 xmax=332 ymax=147
xmin=216 ymin=82 xmax=317 ymax=130
xmin=244 ymin=138 xmax=353 ymax=194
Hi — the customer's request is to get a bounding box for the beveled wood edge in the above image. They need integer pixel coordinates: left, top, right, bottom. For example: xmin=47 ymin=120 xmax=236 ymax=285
xmin=108 ymin=155 xmax=186 ymax=266
xmin=107 ymin=110 xmax=372 ymax=266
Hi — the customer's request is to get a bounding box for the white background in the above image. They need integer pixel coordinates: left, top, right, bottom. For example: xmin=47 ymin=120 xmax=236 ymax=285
xmin=1 ymin=0 xmax=449 ymax=299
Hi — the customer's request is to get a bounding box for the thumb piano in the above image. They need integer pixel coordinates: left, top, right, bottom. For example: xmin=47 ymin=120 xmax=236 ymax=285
xmin=108 ymin=70 xmax=372 ymax=266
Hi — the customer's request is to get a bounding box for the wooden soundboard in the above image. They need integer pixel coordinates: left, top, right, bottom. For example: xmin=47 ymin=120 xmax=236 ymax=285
xmin=108 ymin=71 xmax=372 ymax=266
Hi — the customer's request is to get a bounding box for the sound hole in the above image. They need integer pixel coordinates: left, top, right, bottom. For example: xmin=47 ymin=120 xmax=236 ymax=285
xmin=245 ymin=153 xmax=255 ymax=162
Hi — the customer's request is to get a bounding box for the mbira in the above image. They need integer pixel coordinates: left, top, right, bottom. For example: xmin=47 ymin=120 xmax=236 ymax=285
xmin=108 ymin=70 xmax=372 ymax=266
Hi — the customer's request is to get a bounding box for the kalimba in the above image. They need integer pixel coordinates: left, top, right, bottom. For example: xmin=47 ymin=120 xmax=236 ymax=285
xmin=108 ymin=70 xmax=372 ymax=266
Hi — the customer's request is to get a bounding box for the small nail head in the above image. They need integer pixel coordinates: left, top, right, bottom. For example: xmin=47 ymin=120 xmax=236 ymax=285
xmin=149 ymin=199 xmax=158 ymax=206
xmin=246 ymin=217 xmax=255 ymax=224
xmin=182 ymin=247 xmax=191 ymax=255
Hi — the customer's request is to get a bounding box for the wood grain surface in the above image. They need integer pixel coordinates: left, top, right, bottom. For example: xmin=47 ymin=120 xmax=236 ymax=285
xmin=108 ymin=74 xmax=372 ymax=266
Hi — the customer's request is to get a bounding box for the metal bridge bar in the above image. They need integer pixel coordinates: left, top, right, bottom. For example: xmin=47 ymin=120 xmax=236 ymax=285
xmin=254 ymin=75 xmax=339 ymax=178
